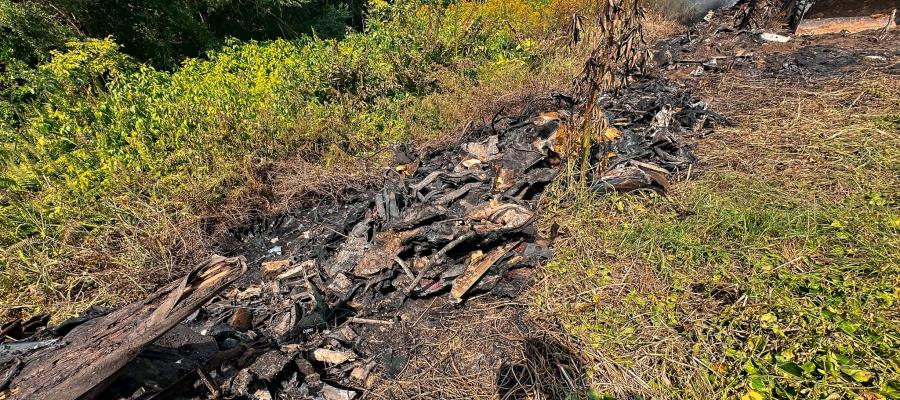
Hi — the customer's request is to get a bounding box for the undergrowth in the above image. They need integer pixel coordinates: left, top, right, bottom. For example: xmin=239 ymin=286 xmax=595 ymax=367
xmin=0 ymin=0 xmax=596 ymax=320
xmin=535 ymin=72 xmax=899 ymax=399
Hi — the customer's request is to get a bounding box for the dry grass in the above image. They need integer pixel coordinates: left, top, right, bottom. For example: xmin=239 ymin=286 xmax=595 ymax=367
xmin=698 ymin=72 xmax=899 ymax=201
xmin=532 ymin=187 xmax=720 ymax=399
xmin=367 ymin=298 xmax=592 ymax=400
xmin=532 ymin=67 xmax=900 ymax=399
xmin=366 ymin=299 xmax=532 ymax=400
xmin=643 ymin=6 xmax=683 ymax=41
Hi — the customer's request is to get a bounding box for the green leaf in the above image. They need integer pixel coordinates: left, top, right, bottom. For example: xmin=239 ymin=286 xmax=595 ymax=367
xmin=838 ymin=320 xmax=859 ymax=334
xmin=587 ymin=387 xmax=613 ymax=400
xmin=833 ymin=352 xmax=851 ymax=365
xmin=819 ymin=354 xmax=838 ymax=376
xmin=747 ymin=336 xmax=767 ymax=352
xmin=743 ymin=359 xmax=759 ymax=374
xmin=759 ymin=313 xmax=777 ymax=324
xmin=741 ymin=390 xmax=764 ymax=400
xmin=881 ymin=381 xmax=900 ymax=397
xmin=777 ymin=362 xmax=805 ymax=378
xmin=749 ymin=375 xmax=770 ymax=391
xmin=800 ymin=361 xmax=817 ymax=374
xmin=875 ymin=291 xmax=894 ymax=306
xmin=841 ymin=367 xmax=873 ymax=383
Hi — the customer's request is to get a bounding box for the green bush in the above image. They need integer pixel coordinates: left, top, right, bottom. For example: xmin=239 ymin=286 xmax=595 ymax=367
xmin=26 ymin=0 xmax=357 ymax=68
xmin=0 ymin=0 xmax=74 ymax=131
xmin=0 ymin=0 xmax=581 ymax=318
xmin=0 ymin=0 xmax=72 ymax=65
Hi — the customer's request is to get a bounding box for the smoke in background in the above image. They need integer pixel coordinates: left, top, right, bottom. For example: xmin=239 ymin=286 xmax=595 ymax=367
xmin=653 ymin=0 xmax=738 ymax=22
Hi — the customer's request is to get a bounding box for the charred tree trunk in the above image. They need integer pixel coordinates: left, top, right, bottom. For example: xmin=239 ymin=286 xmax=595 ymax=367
xmin=0 ymin=256 xmax=246 ymax=400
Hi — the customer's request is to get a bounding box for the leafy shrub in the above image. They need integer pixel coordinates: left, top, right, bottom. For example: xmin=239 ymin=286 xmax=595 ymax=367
xmin=0 ymin=0 xmax=74 ymax=131
xmin=0 ymin=0 xmax=72 ymax=66
xmin=36 ymin=0 xmax=357 ymax=68
xmin=0 ymin=0 xmax=586 ymax=318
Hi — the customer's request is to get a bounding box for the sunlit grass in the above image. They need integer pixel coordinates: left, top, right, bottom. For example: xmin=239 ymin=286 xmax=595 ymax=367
xmin=534 ymin=72 xmax=900 ymax=399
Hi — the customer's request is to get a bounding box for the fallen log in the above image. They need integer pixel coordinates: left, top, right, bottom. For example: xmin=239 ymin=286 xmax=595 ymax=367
xmin=0 ymin=255 xmax=246 ymax=400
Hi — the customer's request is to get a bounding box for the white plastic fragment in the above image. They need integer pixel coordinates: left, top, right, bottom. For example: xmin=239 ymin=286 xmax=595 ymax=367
xmin=321 ymin=383 xmax=357 ymax=400
xmin=760 ymin=32 xmax=791 ymax=43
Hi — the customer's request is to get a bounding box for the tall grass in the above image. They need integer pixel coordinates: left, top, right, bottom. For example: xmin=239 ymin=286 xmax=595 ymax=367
xmin=0 ymin=0 xmax=591 ymax=319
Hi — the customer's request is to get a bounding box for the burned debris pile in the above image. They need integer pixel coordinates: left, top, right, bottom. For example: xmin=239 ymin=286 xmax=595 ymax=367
xmin=0 ymin=1 xmax=726 ymax=398
xmin=584 ymin=80 xmax=716 ymax=193
xmin=1 ymin=79 xmax=717 ymax=399
xmin=652 ymin=0 xmax=899 ymax=81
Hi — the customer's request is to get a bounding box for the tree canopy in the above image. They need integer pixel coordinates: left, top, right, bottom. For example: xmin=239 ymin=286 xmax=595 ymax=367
xmin=3 ymin=0 xmax=361 ymax=69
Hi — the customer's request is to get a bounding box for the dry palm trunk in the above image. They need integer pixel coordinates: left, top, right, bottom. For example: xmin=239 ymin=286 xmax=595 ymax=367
xmin=733 ymin=0 xmax=803 ymax=30
xmin=571 ymin=0 xmax=650 ymax=182
xmin=0 ymin=256 xmax=246 ymax=400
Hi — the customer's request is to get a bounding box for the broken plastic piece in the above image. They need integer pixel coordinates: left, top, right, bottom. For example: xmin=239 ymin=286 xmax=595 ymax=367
xmin=312 ymin=348 xmax=356 ymax=365
xmin=760 ymin=32 xmax=791 ymax=42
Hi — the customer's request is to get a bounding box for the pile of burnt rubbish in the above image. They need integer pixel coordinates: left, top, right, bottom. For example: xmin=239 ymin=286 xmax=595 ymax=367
xmin=0 ymin=78 xmax=719 ymax=400
xmin=652 ymin=0 xmax=899 ymax=80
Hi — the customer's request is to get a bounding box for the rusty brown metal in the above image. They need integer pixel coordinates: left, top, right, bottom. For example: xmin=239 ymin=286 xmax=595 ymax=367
xmin=797 ymin=0 xmax=898 ymax=35
xmin=797 ymin=13 xmax=896 ymax=35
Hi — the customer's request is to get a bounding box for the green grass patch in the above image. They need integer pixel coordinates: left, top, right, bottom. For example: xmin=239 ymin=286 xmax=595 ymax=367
xmin=536 ymin=74 xmax=900 ymax=399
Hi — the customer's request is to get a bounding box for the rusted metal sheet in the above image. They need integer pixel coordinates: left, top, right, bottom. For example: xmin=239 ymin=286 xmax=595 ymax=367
xmin=797 ymin=13 xmax=896 ymax=35
xmin=797 ymin=0 xmax=898 ymax=35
